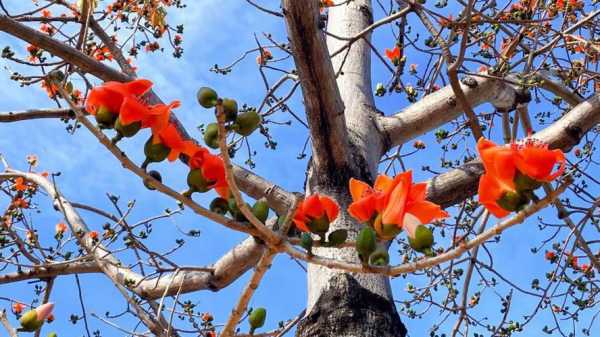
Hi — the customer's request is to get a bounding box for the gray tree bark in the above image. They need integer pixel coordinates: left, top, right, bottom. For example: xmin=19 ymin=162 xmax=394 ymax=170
xmin=288 ymin=1 xmax=407 ymax=336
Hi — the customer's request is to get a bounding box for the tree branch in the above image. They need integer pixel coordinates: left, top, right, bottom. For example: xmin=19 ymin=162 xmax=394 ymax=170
xmin=282 ymin=0 xmax=351 ymax=183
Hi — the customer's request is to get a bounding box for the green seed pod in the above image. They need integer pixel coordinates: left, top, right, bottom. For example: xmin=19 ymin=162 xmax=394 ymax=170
xmin=514 ymin=171 xmax=542 ymax=192
xmin=248 ymin=307 xmax=267 ymax=334
xmin=234 ymin=110 xmax=261 ymax=136
xmin=408 ymin=225 xmax=434 ymax=253
xmin=307 ymin=215 xmax=330 ymax=235
xmin=19 ymin=309 xmax=42 ymax=332
xmin=497 ymin=190 xmax=530 ymax=212
xmin=209 ymin=197 xmax=229 ymax=215
xmin=95 ymin=106 xmax=117 ymax=129
xmin=203 ymin=123 xmax=220 ymax=149
xmin=115 ymin=118 xmax=141 ymax=138
xmin=252 ymin=199 xmax=270 ymax=223
xmin=197 ymin=87 xmax=218 ymax=108
xmin=187 ymin=169 xmax=212 ymax=193
xmin=47 ymin=332 xmax=58 ymax=337
xmin=356 ymin=227 xmax=377 ymax=263
xmin=369 ymin=245 xmax=390 ymax=266
xmin=300 ymin=233 xmax=313 ymax=253
xmin=144 ymin=137 xmax=170 ymax=164
xmin=327 ymin=229 xmax=348 ymax=247
xmin=143 ymin=170 xmax=162 ymax=190
xmin=222 ymin=98 xmax=238 ymax=122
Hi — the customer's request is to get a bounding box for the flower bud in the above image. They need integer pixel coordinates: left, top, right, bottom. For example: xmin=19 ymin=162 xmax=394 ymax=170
xmin=197 ymin=87 xmax=218 ymax=108
xmin=356 ymin=227 xmax=377 ymax=263
xmin=203 ymin=123 xmax=220 ymax=149
xmin=248 ymin=307 xmax=266 ymax=334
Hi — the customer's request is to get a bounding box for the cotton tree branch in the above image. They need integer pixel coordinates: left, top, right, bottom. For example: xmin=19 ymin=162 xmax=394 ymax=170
xmin=0 ymin=108 xmax=74 ymax=122
xmin=378 ymin=76 xmax=518 ymax=149
xmin=282 ymin=0 xmax=351 ymax=183
xmin=0 ymin=310 xmax=18 ymax=337
xmin=0 ymin=14 xmax=296 ymax=215
xmin=426 ymin=93 xmax=600 ymax=208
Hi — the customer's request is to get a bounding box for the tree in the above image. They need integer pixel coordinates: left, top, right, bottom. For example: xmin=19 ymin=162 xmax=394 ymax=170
xmin=0 ymin=0 xmax=598 ymax=337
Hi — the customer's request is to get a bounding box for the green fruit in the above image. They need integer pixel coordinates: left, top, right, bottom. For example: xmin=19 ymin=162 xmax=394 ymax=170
xmin=248 ymin=307 xmax=266 ymax=334
xmin=143 ymin=170 xmax=162 ymax=190
xmin=234 ymin=110 xmax=261 ymax=136
xmin=115 ymin=118 xmax=141 ymax=138
xmin=222 ymin=98 xmax=238 ymax=122
xmin=187 ymin=169 xmax=212 ymax=193
xmin=203 ymin=123 xmax=220 ymax=149
xmin=356 ymin=227 xmax=377 ymax=263
xmin=408 ymin=226 xmax=434 ymax=252
xmin=369 ymin=245 xmax=390 ymax=266
xmin=497 ymin=190 xmax=529 ymax=212
xmin=19 ymin=310 xmax=42 ymax=332
xmin=300 ymin=233 xmax=313 ymax=253
xmin=307 ymin=215 xmax=330 ymax=234
xmin=95 ymin=106 xmax=117 ymax=128
xmin=47 ymin=333 xmax=58 ymax=337
xmin=144 ymin=137 xmax=170 ymax=163
xmin=252 ymin=200 xmax=270 ymax=223
xmin=514 ymin=171 xmax=542 ymax=192
xmin=327 ymin=229 xmax=348 ymax=247
xmin=197 ymin=87 xmax=218 ymax=108
xmin=209 ymin=197 xmax=229 ymax=215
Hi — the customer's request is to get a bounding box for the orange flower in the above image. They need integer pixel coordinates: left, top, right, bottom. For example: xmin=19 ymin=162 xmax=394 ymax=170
xmin=89 ymin=231 xmax=99 ymax=240
xmin=12 ymin=302 xmax=24 ymax=314
xmin=545 ymin=250 xmax=556 ymax=262
xmin=477 ymin=138 xmax=565 ymax=217
xmin=42 ymin=9 xmax=51 ymax=18
xmin=349 ymin=171 xmax=448 ymax=240
xmin=14 ymin=177 xmax=27 ymax=191
xmin=292 ymin=194 xmax=340 ymax=233
xmin=12 ymin=197 xmax=29 ymax=209
xmin=157 ymin=124 xmax=198 ymax=162
xmin=55 ymin=222 xmax=68 ymax=234
xmin=85 ymin=79 xmax=153 ymax=116
xmin=319 ymin=0 xmax=334 ymax=12
xmin=188 ymin=146 xmax=229 ymax=198
xmin=207 ymin=332 xmax=217 ymax=337
xmin=119 ymin=97 xmax=180 ymax=140
xmin=374 ymin=171 xmax=447 ymax=240
xmin=256 ymin=48 xmax=273 ymax=65
xmin=385 ymin=46 xmax=401 ymax=65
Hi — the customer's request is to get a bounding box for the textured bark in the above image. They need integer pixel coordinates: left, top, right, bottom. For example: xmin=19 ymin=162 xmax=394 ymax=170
xmin=292 ymin=1 xmax=406 ymax=336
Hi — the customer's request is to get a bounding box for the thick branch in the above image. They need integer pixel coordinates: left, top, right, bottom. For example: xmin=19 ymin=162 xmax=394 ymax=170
xmin=282 ymin=0 xmax=351 ymax=182
xmin=378 ymin=76 xmax=517 ymax=149
xmin=426 ymin=93 xmax=600 ymax=208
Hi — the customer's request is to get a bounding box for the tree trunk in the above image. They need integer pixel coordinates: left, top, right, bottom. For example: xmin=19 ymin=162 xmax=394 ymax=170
xmin=297 ymin=1 xmax=407 ymax=336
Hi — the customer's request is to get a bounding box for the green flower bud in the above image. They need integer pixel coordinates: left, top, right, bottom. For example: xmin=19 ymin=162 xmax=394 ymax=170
xmin=369 ymin=245 xmax=390 ymax=266
xmin=251 ymin=199 xmax=270 ymax=223
xmin=187 ymin=169 xmax=212 ymax=193
xmin=19 ymin=310 xmax=42 ymax=332
xmin=203 ymin=123 xmax=220 ymax=149
xmin=222 ymin=98 xmax=239 ymax=122
xmin=249 ymin=307 xmax=267 ymax=334
xmin=209 ymin=197 xmax=230 ymax=215
xmin=234 ymin=110 xmax=261 ymax=136
xmin=408 ymin=225 xmax=434 ymax=253
xmin=356 ymin=227 xmax=377 ymax=263
xmin=197 ymin=87 xmax=218 ymax=108
xmin=327 ymin=229 xmax=348 ymax=247
xmin=300 ymin=233 xmax=313 ymax=254
xmin=143 ymin=170 xmax=162 ymax=190
xmin=228 ymin=198 xmax=248 ymax=221
xmin=144 ymin=137 xmax=170 ymax=164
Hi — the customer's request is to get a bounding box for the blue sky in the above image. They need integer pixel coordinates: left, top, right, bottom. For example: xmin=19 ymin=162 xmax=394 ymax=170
xmin=0 ymin=1 xmax=597 ymax=337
